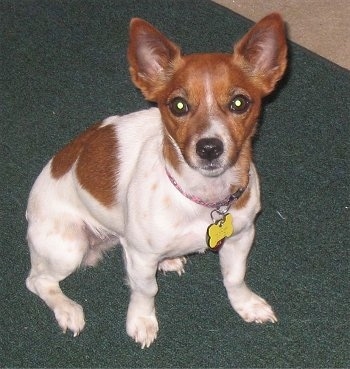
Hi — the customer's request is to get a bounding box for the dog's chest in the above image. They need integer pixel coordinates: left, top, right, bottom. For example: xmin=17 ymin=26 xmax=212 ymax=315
xmin=120 ymin=172 xmax=207 ymax=255
xmin=122 ymin=174 xmax=255 ymax=257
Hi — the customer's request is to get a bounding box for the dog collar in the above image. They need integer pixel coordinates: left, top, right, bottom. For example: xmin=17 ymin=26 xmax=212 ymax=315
xmin=165 ymin=167 xmax=247 ymax=210
xmin=165 ymin=167 xmax=248 ymax=252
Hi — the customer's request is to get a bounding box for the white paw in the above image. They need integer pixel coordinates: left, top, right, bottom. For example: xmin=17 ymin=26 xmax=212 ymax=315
xmin=234 ymin=293 xmax=278 ymax=324
xmin=127 ymin=315 xmax=159 ymax=348
xmin=54 ymin=299 xmax=85 ymax=337
xmin=158 ymin=257 xmax=187 ymax=275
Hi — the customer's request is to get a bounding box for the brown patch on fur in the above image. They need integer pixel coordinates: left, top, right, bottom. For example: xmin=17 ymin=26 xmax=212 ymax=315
xmin=51 ymin=122 xmax=118 ymax=207
xmin=233 ymin=188 xmax=251 ymax=210
xmin=76 ymin=124 xmax=118 ymax=207
xmin=232 ymin=140 xmax=252 ymax=210
xmin=51 ymin=121 xmax=104 ymax=178
xmin=162 ymin=135 xmax=182 ymax=172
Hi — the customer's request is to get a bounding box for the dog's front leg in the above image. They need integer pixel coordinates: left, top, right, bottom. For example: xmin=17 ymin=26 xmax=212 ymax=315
xmin=219 ymin=225 xmax=277 ymax=324
xmin=123 ymin=247 xmax=159 ymax=348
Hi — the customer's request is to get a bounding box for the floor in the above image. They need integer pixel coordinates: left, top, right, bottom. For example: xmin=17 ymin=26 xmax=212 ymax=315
xmin=213 ymin=0 xmax=350 ymax=70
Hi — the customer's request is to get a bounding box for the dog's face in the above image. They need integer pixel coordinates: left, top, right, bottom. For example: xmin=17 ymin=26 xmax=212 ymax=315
xmin=155 ymin=54 xmax=262 ymax=177
xmin=128 ymin=15 xmax=287 ymax=177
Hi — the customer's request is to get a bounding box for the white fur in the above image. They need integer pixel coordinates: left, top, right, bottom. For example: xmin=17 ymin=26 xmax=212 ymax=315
xmin=26 ymin=107 xmax=277 ymax=348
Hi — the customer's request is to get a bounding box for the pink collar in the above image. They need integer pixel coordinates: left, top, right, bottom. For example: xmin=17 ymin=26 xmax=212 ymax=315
xmin=165 ymin=167 xmax=247 ymax=210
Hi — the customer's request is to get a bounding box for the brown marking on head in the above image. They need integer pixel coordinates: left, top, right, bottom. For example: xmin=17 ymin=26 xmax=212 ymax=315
xmin=51 ymin=122 xmax=118 ymax=207
xmin=128 ymin=14 xmax=287 ymax=184
xmin=156 ymin=54 xmax=262 ymax=176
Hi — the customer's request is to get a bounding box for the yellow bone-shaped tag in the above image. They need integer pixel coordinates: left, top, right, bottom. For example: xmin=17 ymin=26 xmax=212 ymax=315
xmin=206 ymin=213 xmax=234 ymax=251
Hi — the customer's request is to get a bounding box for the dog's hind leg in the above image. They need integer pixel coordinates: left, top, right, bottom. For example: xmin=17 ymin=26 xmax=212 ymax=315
xmin=26 ymin=218 xmax=88 ymax=336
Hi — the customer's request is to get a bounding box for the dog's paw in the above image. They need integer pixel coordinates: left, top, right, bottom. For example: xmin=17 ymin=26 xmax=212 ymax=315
xmin=234 ymin=293 xmax=277 ymax=324
xmin=158 ymin=257 xmax=187 ymax=275
xmin=54 ymin=299 xmax=85 ymax=337
xmin=127 ymin=315 xmax=159 ymax=349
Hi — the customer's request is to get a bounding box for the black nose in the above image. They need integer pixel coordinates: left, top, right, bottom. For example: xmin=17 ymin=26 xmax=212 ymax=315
xmin=196 ymin=138 xmax=224 ymax=161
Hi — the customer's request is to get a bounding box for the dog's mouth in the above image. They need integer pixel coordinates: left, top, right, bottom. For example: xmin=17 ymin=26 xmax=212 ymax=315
xmin=195 ymin=160 xmax=227 ymax=177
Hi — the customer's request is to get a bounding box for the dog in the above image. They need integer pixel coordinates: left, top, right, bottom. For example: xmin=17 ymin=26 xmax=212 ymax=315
xmin=26 ymin=13 xmax=287 ymax=348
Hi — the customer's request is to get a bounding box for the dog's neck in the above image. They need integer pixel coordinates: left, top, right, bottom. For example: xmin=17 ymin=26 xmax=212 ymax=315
xmin=165 ymin=167 xmax=248 ymax=210
xmin=163 ymin=137 xmax=252 ymax=206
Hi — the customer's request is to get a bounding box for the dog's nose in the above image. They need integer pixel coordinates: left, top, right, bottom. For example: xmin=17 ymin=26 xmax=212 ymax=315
xmin=196 ymin=138 xmax=224 ymax=161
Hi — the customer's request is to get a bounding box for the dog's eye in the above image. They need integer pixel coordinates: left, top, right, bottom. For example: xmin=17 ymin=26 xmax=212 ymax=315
xmin=229 ymin=95 xmax=250 ymax=114
xmin=169 ymin=97 xmax=190 ymax=117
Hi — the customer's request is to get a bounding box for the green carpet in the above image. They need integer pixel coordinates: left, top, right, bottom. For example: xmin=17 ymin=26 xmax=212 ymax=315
xmin=1 ymin=0 xmax=349 ymax=367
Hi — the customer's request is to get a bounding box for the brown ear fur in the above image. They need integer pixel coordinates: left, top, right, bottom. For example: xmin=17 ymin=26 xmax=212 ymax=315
xmin=127 ymin=18 xmax=182 ymax=101
xmin=233 ymin=13 xmax=288 ymax=95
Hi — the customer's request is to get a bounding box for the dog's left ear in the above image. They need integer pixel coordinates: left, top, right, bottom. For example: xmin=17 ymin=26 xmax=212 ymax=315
xmin=128 ymin=18 xmax=182 ymax=101
xmin=233 ymin=13 xmax=288 ymax=95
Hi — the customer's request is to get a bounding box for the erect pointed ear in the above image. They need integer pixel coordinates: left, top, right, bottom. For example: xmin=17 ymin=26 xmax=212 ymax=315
xmin=233 ymin=13 xmax=288 ymax=96
xmin=127 ymin=18 xmax=182 ymax=101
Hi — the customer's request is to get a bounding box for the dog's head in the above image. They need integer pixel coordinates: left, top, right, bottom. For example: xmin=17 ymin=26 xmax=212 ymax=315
xmin=128 ymin=14 xmax=287 ymax=177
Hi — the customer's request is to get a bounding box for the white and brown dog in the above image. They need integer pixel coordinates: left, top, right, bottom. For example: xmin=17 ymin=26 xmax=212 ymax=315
xmin=26 ymin=14 xmax=287 ymax=348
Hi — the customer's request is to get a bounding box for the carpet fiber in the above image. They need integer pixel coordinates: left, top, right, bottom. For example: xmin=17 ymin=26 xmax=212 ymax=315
xmin=1 ymin=0 xmax=349 ymax=367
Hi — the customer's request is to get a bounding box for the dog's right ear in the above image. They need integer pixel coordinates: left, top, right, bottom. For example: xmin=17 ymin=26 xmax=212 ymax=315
xmin=128 ymin=18 xmax=182 ymax=101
